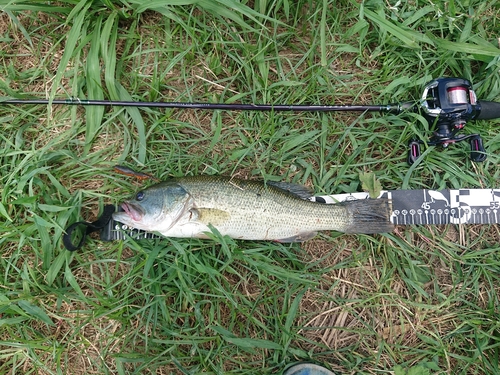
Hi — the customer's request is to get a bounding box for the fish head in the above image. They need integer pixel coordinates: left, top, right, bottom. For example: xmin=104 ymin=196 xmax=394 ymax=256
xmin=113 ymin=181 xmax=193 ymax=232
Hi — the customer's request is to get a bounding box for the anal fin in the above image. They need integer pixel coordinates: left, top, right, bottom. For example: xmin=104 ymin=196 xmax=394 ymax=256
xmin=276 ymin=231 xmax=317 ymax=243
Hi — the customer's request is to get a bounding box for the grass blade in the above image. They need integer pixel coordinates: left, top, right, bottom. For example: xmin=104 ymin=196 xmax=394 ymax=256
xmin=320 ymin=0 xmax=327 ymax=66
xmin=435 ymin=39 xmax=500 ymax=58
xmin=50 ymin=0 xmax=93 ymax=102
xmin=363 ymin=8 xmax=434 ymax=49
xmin=17 ymin=300 xmax=54 ymax=327
xmin=116 ymin=83 xmax=147 ymax=164
xmin=84 ymin=15 xmax=105 ymax=152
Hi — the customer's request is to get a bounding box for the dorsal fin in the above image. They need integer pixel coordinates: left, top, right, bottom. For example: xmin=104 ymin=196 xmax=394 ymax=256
xmin=267 ymin=181 xmax=313 ymax=200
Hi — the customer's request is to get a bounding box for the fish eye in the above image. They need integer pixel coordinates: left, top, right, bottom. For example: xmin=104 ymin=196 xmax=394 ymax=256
xmin=135 ymin=191 xmax=145 ymax=201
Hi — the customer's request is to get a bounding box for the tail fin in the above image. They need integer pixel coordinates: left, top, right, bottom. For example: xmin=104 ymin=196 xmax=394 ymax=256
xmin=342 ymin=198 xmax=394 ymax=234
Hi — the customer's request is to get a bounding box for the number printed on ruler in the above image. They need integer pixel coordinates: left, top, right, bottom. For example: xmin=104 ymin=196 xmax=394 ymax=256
xmin=389 ymin=189 xmax=500 ymax=225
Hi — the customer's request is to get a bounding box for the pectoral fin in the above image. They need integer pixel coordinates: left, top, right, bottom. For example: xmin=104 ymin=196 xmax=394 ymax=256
xmin=191 ymin=208 xmax=231 ymax=226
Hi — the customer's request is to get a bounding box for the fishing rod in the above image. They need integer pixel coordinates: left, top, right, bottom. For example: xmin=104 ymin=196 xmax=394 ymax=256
xmin=2 ymin=97 xmax=407 ymax=113
xmin=4 ymin=77 xmax=500 ymax=163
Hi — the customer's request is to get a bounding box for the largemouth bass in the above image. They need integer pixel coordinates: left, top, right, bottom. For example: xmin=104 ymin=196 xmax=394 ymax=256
xmin=112 ymin=176 xmax=394 ymax=242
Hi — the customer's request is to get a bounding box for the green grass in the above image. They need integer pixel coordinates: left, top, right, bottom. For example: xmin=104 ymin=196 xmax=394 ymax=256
xmin=1 ymin=0 xmax=500 ymax=374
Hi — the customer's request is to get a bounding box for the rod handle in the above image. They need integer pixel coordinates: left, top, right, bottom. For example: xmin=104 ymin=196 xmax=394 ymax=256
xmin=476 ymin=100 xmax=500 ymax=120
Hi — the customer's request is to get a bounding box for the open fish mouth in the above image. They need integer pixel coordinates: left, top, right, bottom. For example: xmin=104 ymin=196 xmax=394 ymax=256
xmin=121 ymin=201 xmax=145 ymax=222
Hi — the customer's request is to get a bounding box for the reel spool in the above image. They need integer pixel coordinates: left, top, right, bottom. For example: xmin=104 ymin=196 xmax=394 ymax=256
xmin=447 ymin=86 xmax=470 ymax=104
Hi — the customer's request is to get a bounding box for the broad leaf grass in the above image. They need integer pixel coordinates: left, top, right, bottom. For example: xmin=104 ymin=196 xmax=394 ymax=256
xmin=1 ymin=0 xmax=500 ymax=374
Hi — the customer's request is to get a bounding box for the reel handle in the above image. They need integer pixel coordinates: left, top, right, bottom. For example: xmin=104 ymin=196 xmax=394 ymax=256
xmin=407 ymin=135 xmax=487 ymax=165
xmin=407 ymin=140 xmax=422 ymax=165
xmin=469 ymin=135 xmax=487 ymax=162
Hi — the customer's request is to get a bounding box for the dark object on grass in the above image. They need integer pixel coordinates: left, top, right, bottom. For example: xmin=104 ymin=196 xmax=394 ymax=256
xmin=113 ymin=165 xmax=159 ymax=181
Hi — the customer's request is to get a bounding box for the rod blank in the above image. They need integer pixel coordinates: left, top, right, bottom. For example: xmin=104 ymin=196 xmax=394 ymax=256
xmin=1 ymin=98 xmax=406 ymax=113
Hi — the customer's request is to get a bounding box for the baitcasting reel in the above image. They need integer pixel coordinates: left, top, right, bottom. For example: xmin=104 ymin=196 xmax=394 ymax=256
xmin=408 ymin=77 xmax=500 ymax=164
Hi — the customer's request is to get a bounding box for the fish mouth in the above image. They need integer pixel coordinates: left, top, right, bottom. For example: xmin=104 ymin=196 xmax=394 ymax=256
xmin=120 ymin=201 xmax=145 ymax=222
